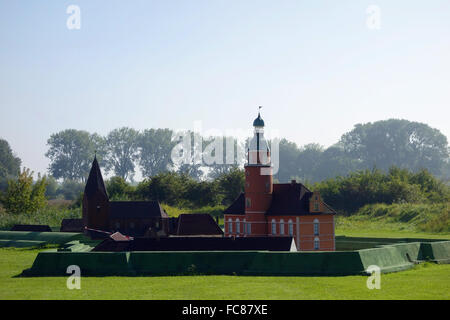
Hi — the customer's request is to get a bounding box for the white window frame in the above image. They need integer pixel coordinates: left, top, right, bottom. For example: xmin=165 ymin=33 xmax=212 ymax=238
xmin=236 ymin=218 xmax=240 ymax=234
xmin=271 ymin=219 xmax=276 ymax=235
xmin=228 ymin=218 xmax=233 ymax=234
xmin=314 ymin=218 xmax=319 ymax=236
xmin=288 ymin=219 xmax=293 ymax=236
xmin=280 ymin=219 xmax=285 ymax=235
xmin=314 ymin=237 xmax=320 ymax=250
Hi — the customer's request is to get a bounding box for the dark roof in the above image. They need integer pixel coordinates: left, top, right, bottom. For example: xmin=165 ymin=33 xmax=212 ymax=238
xmin=60 ymin=219 xmax=84 ymax=232
xmin=253 ymin=112 xmax=265 ymax=127
xmin=93 ymin=236 xmax=296 ymax=252
xmin=224 ymin=184 xmax=336 ymax=216
xmin=223 ymin=193 xmax=245 ymax=215
xmin=84 ymin=157 xmax=108 ymax=199
xmin=175 ymin=214 xmax=223 ymax=236
xmin=10 ymin=224 xmax=52 ymax=232
xmin=109 ymin=201 xmax=168 ymax=219
xmin=267 ymin=183 xmax=336 ymax=215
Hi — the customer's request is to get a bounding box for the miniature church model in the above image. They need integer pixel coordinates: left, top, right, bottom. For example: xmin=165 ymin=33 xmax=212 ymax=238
xmin=82 ymin=157 xmax=223 ymax=238
xmin=224 ymin=112 xmax=336 ymax=251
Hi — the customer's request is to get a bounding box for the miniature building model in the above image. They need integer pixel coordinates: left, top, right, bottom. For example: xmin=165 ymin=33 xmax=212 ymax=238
xmin=82 ymin=157 xmax=170 ymax=237
xmin=224 ymin=112 xmax=336 ymax=251
xmin=82 ymin=157 xmax=224 ymax=238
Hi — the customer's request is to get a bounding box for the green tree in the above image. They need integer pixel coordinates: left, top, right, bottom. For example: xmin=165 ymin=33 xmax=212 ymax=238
xmin=296 ymin=143 xmax=324 ymax=182
xmin=315 ymin=144 xmax=361 ymax=182
xmin=58 ymin=179 xmax=85 ymax=200
xmin=206 ymin=136 xmax=245 ymax=180
xmin=138 ymin=128 xmax=176 ymax=177
xmin=185 ymin=180 xmax=223 ymax=207
xmin=104 ymin=127 xmax=139 ymax=181
xmin=340 ymin=119 xmax=449 ymax=176
xmin=217 ymin=168 xmax=245 ymax=205
xmin=0 ymin=138 xmax=21 ymax=190
xmin=2 ymin=168 xmax=47 ymax=214
xmin=136 ymin=172 xmax=190 ymax=205
xmin=46 ymin=129 xmax=105 ymax=182
xmin=314 ymin=166 xmax=450 ymax=214
xmin=44 ymin=175 xmax=60 ymax=199
xmin=173 ymin=131 xmax=205 ymax=180
xmin=274 ymin=138 xmax=302 ymax=183
xmin=106 ymin=176 xmax=135 ymax=200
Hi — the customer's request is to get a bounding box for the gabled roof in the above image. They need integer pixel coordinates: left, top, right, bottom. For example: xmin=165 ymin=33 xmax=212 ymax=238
xmin=84 ymin=157 xmax=108 ymax=199
xmin=175 ymin=214 xmax=223 ymax=236
xmin=223 ymin=183 xmax=336 ymax=216
xmin=223 ymin=193 xmax=245 ymax=215
xmin=109 ymin=201 xmax=168 ymax=219
xmin=267 ymin=183 xmax=336 ymax=215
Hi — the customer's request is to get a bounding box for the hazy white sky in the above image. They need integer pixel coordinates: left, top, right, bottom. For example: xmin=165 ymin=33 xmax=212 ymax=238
xmin=1 ymin=0 xmax=449 ymax=176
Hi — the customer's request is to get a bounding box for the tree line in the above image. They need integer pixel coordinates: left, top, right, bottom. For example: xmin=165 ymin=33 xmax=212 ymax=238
xmin=276 ymin=119 xmax=449 ymax=183
xmin=0 ymin=118 xmax=449 ymax=207
xmin=43 ymin=119 xmax=449 ymax=185
xmin=314 ymin=167 xmax=450 ymax=215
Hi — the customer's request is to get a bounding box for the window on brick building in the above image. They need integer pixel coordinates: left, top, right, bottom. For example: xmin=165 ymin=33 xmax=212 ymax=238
xmin=314 ymin=219 xmax=319 ymax=236
xmin=236 ymin=218 xmax=240 ymax=234
xmin=271 ymin=219 xmax=276 ymax=235
xmin=288 ymin=220 xmax=293 ymax=236
xmin=228 ymin=218 xmax=233 ymax=234
xmin=314 ymin=237 xmax=320 ymax=250
xmin=246 ymin=198 xmax=251 ymax=208
xmin=280 ymin=219 xmax=285 ymax=235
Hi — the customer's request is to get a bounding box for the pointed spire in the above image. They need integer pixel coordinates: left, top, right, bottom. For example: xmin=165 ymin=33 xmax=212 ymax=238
xmin=84 ymin=156 xmax=108 ymax=199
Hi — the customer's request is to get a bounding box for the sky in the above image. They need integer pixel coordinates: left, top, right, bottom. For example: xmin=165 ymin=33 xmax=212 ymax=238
xmin=0 ymin=0 xmax=449 ymax=176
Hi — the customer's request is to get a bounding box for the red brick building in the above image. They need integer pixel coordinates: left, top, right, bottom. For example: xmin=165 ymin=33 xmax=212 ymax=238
xmin=224 ymin=112 xmax=336 ymax=251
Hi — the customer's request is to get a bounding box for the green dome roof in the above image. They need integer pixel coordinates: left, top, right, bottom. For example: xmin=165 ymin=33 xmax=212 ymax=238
xmin=253 ymin=112 xmax=265 ymax=127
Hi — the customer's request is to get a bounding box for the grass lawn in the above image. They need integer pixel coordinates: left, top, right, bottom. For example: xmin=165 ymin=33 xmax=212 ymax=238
xmin=335 ymin=216 xmax=450 ymax=239
xmin=0 ymin=247 xmax=449 ymax=300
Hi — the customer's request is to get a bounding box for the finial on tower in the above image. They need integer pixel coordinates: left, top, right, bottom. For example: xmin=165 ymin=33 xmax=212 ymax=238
xmin=253 ymin=106 xmax=265 ymax=127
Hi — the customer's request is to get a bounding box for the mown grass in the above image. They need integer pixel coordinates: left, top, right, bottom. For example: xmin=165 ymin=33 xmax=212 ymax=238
xmin=0 ymin=247 xmax=448 ymax=300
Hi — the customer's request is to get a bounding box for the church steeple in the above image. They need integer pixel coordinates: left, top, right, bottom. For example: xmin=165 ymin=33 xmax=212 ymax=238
xmin=82 ymin=155 xmax=110 ymax=233
xmin=84 ymin=156 xmax=108 ymax=199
